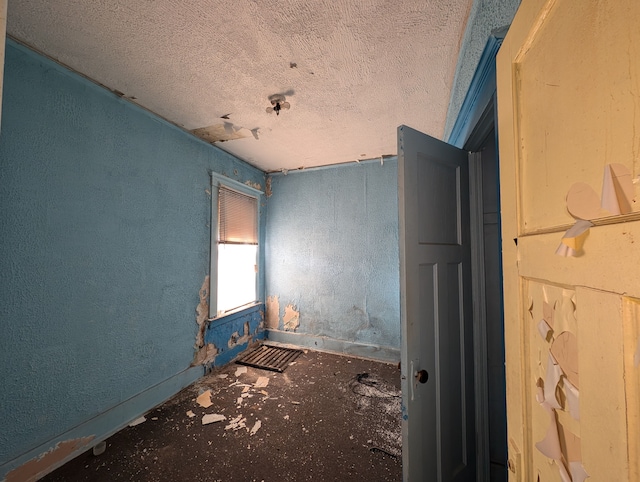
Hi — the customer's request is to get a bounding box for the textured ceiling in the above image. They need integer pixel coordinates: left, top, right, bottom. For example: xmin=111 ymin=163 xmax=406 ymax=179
xmin=7 ymin=0 xmax=472 ymax=172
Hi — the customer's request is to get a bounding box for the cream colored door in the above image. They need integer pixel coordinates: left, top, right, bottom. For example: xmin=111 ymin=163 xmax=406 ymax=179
xmin=497 ymin=1 xmax=640 ymax=481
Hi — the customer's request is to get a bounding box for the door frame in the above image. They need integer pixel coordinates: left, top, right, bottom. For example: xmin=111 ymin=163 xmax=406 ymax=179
xmin=447 ymin=28 xmax=507 ymax=482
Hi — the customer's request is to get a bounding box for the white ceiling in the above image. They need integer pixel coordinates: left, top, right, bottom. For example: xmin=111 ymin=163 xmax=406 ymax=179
xmin=7 ymin=0 xmax=472 ymax=173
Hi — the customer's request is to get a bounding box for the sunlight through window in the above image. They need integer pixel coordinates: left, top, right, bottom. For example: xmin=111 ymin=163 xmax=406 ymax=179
xmin=217 ymin=244 xmax=257 ymax=314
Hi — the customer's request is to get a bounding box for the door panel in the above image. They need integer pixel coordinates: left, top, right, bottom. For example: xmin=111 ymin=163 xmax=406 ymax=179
xmin=497 ymin=0 xmax=640 ymax=480
xmin=417 ymin=155 xmax=461 ymax=245
xmin=398 ymin=125 xmax=475 ymax=481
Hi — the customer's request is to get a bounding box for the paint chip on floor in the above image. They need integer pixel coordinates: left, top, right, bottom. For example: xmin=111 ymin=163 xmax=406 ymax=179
xmin=128 ymin=416 xmax=146 ymax=427
xmin=250 ymin=420 xmax=262 ymax=436
xmin=202 ymin=414 xmax=226 ymax=425
xmin=218 ymin=374 xmax=229 ymax=379
xmin=196 ymin=390 xmax=213 ymax=408
xmin=235 ymin=366 xmax=248 ymax=377
xmin=186 ymin=410 xmax=196 ymax=418
xmin=254 ymin=377 xmax=269 ymax=388
xmin=225 ymin=415 xmax=247 ymax=431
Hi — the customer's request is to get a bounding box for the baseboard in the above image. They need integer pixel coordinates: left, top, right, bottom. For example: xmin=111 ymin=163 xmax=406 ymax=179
xmin=1 ymin=365 xmax=203 ymax=482
xmin=265 ymin=330 xmax=400 ymax=363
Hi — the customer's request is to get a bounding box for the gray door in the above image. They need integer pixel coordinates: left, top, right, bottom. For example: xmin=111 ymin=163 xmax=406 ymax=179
xmin=398 ymin=125 xmax=475 ymax=481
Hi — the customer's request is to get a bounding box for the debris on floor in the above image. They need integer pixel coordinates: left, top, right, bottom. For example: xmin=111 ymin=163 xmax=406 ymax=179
xmin=127 ymin=416 xmax=146 ymax=427
xmin=225 ymin=415 xmax=247 ymax=431
xmin=91 ymin=441 xmax=106 ymax=456
xmin=249 ymin=420 xmax=262 ymax=436
xmin=201 ymin=414 xmax=226 ymax=425
xmin=42 ymin=350 xmax=402 ymax=482
xmin=196 ymin=390 xmax=213 ymax=408
xmin=254 ymin=376 xmax=269 ymax=388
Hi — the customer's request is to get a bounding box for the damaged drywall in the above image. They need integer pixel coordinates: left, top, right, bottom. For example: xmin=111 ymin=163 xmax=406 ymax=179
xmin=244 ymin=180 xmax=263 ymax=191
xmin=203 ymin=304 xmax=265 ymax=367
xmin=195 ymin=275 xmax=210 ymax=348
xmin=228 ymin=321 xmax=252 ymax=348
xmin=265 ymin=176 xmax=272 ymax=197
xmin=283 ymin=304 xmax=300 ymax=332
xmin=266 ymin=295 xmax=280 ymax=329
xmin=193 ymin=276 xmax=212 ymax=365
xmin=6 ymin=436 xmax=95 ymax=482
xmin=192 ymin=343 xmax=219 ymax=366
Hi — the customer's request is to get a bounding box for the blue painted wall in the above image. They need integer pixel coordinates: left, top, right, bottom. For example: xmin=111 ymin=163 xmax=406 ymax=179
xmin=0 ymin=40 xmax=265 ymax=478
xmin=204 ymin=304 xmax=265 ymax=367
xmin=265 ymin=161 xmax=400 ymax=359
xmin=444 ymin=0 xmax=521 ymax=140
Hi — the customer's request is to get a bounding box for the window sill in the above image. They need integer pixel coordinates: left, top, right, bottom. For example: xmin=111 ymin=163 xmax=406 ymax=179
xmin=208 ymin=301 xmax=262 ymax=322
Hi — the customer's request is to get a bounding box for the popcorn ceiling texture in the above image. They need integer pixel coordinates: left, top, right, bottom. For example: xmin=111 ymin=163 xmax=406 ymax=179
xmin=7 ymin=0 xmax=472 ymax=172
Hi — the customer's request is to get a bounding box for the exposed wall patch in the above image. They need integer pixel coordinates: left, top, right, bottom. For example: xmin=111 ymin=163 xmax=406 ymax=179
xmin=228 ymin=321 xmax=252 ymax=348
xmin=265 ymin=176 xmax=273 ymax=197
xmin=193 ymin=343 xmax=219 ymax=366
xmin=266 ymin=296 xmax=280 ymax=329
xmin=283 ymin=304 xmax=300 ymax=332
xmin=194 ymin=275 xmax=210 ymax=351
xmin=244 ymin=180 xmax=262 ymax=191
xmin=6 ymin=436 xmax=95 ymax=482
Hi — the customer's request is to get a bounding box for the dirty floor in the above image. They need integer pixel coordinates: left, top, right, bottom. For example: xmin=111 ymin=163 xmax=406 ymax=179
xmin=42 ymin=347 xmax=402 ymax=481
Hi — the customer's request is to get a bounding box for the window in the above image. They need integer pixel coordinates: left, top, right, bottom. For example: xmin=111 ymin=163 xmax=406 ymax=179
xmin=210 ymin=175 xmax=261 ymax=318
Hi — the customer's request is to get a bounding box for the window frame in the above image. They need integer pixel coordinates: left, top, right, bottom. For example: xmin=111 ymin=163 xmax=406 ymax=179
xmin=209 ymin=173 xmax=262 ymax=319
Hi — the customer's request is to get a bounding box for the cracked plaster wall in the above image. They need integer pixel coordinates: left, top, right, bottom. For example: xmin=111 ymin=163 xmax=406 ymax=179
xmin=265 ymin=161 xmax=400 ymax=355
xmin=0 ymin=40 xmax=265 ymax=477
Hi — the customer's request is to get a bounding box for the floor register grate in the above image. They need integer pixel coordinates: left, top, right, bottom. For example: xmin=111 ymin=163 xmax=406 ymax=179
xmin=236 ymin=344 xmax=303 ymax=372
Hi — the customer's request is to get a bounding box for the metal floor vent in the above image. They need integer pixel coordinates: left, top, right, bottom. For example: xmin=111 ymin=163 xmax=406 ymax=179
xmin=236 ymin=344 xmax=302 ymax=372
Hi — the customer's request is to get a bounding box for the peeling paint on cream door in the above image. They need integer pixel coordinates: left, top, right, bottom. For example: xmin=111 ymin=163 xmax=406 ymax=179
xmin=497 ymin=0 xmax=640 ymax=480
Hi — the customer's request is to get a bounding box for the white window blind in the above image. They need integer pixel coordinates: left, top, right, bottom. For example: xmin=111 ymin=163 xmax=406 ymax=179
xmin=218 ymin=186 xmax=258 ymax=245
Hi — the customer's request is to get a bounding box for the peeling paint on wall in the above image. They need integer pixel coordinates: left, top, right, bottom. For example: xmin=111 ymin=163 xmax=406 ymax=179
xmin=228 ymin=321 xmax=252 ymax=348
xmin=244 ymin=180 xmax=263 ymax=191
xmin=265 ymin=176 xmax=272 ymax=197
xmin=6 ymin=436 xmax=95 ymax=482
xmin=283 ymin=304 xmax=300 ymax=332
xmin=266 ymin=295 xmax=280 ymax=329
xmin=194 ymin=275 xmax=210 ymax=352
xmin=192 ymin=343 xmax=218 ymax=366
